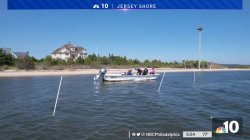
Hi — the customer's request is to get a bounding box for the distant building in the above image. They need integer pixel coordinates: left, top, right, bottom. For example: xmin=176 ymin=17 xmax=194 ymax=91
xmin=13 ymin=52 xmax=29 ymax=59
xmin=51 ymin=43 xmax=87 ymax=61
xmin=1 ymin=48 xmax=12 ymax=54
xmin=0 ymin=48 xmax=29 ymax=58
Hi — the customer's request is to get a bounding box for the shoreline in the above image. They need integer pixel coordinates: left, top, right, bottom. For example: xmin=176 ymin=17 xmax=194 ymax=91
xmin=1 ymin=68 xmax=250 ymax=77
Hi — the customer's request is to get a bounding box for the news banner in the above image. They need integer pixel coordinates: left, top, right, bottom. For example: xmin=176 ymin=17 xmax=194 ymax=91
xmin=8 ymin=0 xmax=242 ymax=10
xmin=128 ymin=118 xmax=242 ymax=138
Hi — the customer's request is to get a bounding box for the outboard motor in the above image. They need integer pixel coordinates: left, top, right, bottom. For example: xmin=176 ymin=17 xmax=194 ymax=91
xmin=94 ymin=68 xmax=107 ymax=81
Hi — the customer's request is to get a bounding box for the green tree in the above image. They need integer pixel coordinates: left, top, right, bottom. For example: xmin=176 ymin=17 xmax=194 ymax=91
xmin=201 ymin=61 xmax=208 ymax=69
xmin=143 ymin=59 xmax=150 ymax=67
xmin=0 ymin=49 xmax=15 ymax=66
xmin=75 ymin=57 xmax=85 ymax=64
xmin=30 ymin=56 xmax=39 ymax=63
xmin=133 ymin=59 xmax=140 ymax=65
xmin=43 ymin=55 xmax=53 ymax=63
xmin=99 ymin=56 xmax=110 ymax=65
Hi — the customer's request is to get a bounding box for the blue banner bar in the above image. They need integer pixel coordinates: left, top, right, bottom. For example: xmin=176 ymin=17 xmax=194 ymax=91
xmin=8 ymin=0 xmax=243 ymax=10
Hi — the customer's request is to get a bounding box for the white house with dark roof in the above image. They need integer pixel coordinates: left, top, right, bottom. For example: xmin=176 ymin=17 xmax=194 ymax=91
xmin=51 ymin=43 xmax=87 ymax=61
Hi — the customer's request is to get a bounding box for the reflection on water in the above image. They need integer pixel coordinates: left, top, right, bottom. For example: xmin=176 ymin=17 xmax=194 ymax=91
xmin=0 ymin=71 xmax=250 ymax=140
xmin=94 ymin=79 xmax=157 ymax=94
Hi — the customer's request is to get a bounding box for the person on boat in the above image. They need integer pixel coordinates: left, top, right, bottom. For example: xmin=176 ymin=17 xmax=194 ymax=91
xmin=142 ymin=67 xmax=148 ymax=75
xmin=150 ymin=67 xmax=155 ymax=74
xmin=127 ymin=70 xmax=132 ymax=75
xmin=136 ymin=68 xmax=142 ymax=75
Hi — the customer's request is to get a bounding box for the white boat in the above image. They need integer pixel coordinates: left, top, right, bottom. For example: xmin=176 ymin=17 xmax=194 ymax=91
xmin=94 ymin=68 xmax=160 ymax=82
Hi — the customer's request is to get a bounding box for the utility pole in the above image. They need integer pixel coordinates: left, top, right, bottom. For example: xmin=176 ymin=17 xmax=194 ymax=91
xmin=197 ymin=27 xmax=203 ymax=69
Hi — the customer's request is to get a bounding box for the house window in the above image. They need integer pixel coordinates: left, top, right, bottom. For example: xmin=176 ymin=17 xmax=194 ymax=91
xmin=71 ymin=47 xmax=76 ymax=51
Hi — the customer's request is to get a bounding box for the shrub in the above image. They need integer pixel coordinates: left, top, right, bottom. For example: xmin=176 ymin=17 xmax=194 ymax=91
xmin=16 ymin=56 xmax=35 ymax=70
xmin=0 ymin=49 xmax=15 ymax=66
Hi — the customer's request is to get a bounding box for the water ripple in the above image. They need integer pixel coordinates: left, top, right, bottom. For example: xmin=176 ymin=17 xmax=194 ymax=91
xmin=0 ymin=72 xmax=249 ymax=139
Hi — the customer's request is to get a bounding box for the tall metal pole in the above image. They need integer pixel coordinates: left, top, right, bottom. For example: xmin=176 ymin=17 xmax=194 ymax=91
xmin=197 ymin=27 xmax=203 ymax=69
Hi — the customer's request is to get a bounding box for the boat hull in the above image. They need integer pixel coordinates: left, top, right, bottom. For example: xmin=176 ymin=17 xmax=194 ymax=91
xmin=103 ymin=74 xmax=160 ymax=82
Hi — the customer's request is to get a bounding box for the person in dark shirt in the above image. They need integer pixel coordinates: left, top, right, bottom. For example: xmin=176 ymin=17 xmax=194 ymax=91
xmin=136 ymin=68 xmax=142 ymax=75
xmin=142 ymin=67 xmax=148 ymax=75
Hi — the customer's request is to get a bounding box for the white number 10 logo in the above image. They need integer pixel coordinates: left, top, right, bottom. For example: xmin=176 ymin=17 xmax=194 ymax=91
xmin=223 ymin=121 xmax=239 ymax=133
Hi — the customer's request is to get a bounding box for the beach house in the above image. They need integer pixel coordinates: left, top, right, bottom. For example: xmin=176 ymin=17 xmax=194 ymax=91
xmin=51 ymin=43 xmax=87 ymax=61
xmin=1 ymin=48 xmax=29 ymax=58
xmin=12 ymin=52 xmax=29 ymax=58
xmin=1 ymin=48 xmax=12 ymax=54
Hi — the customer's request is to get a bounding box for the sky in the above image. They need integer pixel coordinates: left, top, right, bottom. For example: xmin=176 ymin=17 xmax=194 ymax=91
xmin=0 ymin=0 xmax=250 ymax=64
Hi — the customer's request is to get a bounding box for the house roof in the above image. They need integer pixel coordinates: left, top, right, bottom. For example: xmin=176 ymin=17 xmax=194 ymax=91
xmin=1 ymin=48 xmax=11 ymax=51
xmin=52 ymin=43 xmax=87 ymax=54
xmin=13 ymin=52 xmax=29 ymax=58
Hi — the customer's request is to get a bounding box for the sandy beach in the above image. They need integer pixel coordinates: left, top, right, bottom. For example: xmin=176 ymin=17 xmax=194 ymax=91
xmin=0 ymin=68 xmax=250 ymax=77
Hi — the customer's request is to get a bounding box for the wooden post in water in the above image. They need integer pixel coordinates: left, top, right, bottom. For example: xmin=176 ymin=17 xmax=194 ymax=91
xmin=193 ymin=70 xmax=196 ymax=84
xmin=53 ymin=76 xmax=63 ymax=117
xmin=157 ymin=72 xmax=166 ymax=93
